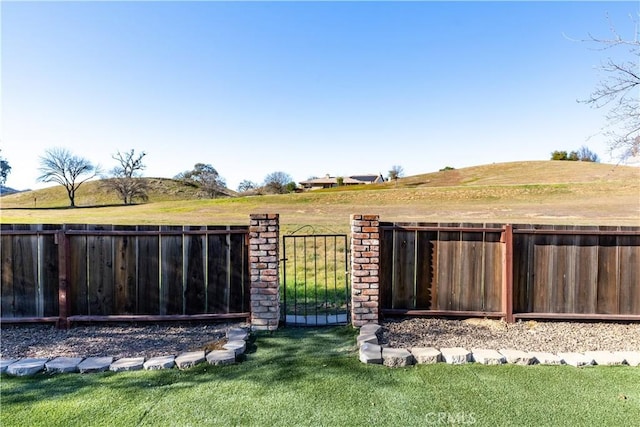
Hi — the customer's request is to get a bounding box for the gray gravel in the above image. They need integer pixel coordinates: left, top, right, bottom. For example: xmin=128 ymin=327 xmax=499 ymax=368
xmin=1 ymin=322 xmax=245 ymax=359
xmin=381 ymin=318 xmax=640 ymax=352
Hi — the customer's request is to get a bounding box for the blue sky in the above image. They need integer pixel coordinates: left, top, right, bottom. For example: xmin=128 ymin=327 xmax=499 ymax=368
xmin=1 ymin=1 xmax=638 ymax=191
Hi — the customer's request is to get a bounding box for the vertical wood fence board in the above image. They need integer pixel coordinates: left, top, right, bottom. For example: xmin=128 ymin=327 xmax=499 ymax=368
xmin=113 ymin=225 xmax=137 ymax=314
xmin=12 ymin=225 xmax=38 ymax=317
xmin=161 ymin=226 xmax=184 ymax=315
xmin=207 ymin=226 xmax=229 ymax=314
xmin=532 ymin=225 xmax=555 ymax=313
xmin=554 ymin=226 xmax=575 ymax=314
xmin=185 ymin=226 xmax=206 ymax=314
xmin=460 ymin=223 xmax=484 ymax=311
xmin=484 ymin=227 xmax=503 ymax=313
xmin=1 ymin=225 xmax=15 ymax=317
xmin=233 ymin=226 xmax=251 ymax=313
xmin=41 ymin=225 xmax=60 ymax=317
xmin=436 ymin=223 xmax=460 ymax=311
xmin=379 ymin=227 xmax=394 ymax=311
xmin=229 ymin=229 xmax=246 ymax=313
xmin=87 ymin=225 xmax=114 ymax=316
xmin=392 ymin=229 xmax=416 ymax=309
xmin=415 ymin=228 xmax=437 ymax=309
xmin=137 ymin=225 xmax=160 ymax=315
xmin=597 ymin=226 xmax=620 ymax=314
xmin=574 ymin=226 xmax=599 ymax=314
xmin=512 ymin=224 xmax=534 ymax=313
xmin=618 ymin=229 xmax=640 ymax=315
xmin=66 ymin=224 xmax=88 ymax=316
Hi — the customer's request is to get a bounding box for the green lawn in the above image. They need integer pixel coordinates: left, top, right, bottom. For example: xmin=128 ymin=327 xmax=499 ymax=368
xmin=2 ymin=327 xmax=639 ymax=426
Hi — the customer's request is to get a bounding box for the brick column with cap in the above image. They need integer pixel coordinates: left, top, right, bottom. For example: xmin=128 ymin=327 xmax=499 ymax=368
xmin=249 ymin=214 xmax=280 ymax=331
xmin=350 ymin=214 xmax=380 ymax=327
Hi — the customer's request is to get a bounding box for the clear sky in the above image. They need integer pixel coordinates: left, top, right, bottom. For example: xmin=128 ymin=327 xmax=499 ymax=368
xmin=1 ymin=1 xmax=638 ymax=192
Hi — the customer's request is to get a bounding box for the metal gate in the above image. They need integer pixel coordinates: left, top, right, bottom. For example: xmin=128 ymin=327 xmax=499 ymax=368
xmin=281 ymin=231 xmax=350 ymax=326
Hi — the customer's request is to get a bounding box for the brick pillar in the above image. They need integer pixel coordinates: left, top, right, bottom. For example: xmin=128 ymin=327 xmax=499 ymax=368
xmin=350 ymin=214 xmax=380 ymax=327
xmin=249 ymin=214 xmax=280 ymax=331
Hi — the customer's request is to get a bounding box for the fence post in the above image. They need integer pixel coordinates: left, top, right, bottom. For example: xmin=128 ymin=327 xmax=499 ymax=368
xmin=249 ymin=214 xmax=280 ymax=331
xmin=501 ymin=224 xmax=514 ymax=323
xmin=350 ymin=214 xmax=380 ymax=327
xmin=56 ymin=230 xmax=71 ymax=329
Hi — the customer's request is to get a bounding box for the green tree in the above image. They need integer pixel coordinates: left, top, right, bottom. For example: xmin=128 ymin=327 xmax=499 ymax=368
xmin=37 ymin=147 xmax=100 ymax=207
xmin=0 ymin=150 xmax=11 ymax=186
xmin=176 ymin=163 xmax=227 ymax=198
xmin=551 ymin=150 xmax=569 ymax=160
xmin=101 ymin=149 xmax=149 ymax=204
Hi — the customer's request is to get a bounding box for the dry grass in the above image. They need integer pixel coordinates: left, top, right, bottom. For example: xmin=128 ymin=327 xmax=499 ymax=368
xmin=1 ymin=161 xmax=638 ymax=228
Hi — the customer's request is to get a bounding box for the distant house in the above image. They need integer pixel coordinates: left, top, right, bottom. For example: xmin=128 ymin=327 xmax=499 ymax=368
xmin=299 ymin=174 xmax=385 ymax=190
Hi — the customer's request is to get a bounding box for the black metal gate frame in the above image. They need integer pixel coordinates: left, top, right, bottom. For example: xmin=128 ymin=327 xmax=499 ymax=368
xmin=281 ymin=233 xmax=350 ymax=325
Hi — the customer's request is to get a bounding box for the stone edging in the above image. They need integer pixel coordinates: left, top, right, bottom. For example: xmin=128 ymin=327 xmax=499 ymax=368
xmin=1 ymin=328 xmax=251 ymax=377
xmin=357 ymin=324 xmax=640 ymax=368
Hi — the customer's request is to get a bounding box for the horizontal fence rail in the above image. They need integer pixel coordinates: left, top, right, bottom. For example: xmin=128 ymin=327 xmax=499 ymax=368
xmin=380 ymin=222 xmax=640 ymax=322
xmin=1 ymin=224 xmax=250 ymax=327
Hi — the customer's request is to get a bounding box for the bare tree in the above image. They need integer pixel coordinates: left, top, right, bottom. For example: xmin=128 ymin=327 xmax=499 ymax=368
xmin=102 ymin=149 xmax=149 ymax=204
xmin=263 ymin=171 xmax=294 ymax=194
xmin=579 ymin=14 xmax=639 ymax=162
xmin=237 ymin=179 xmax=258 ymax=193
xmin=37 ymin=147 xmax=100 ymax=207
xmin=388 ymin=165 xmax=404 ymax=181
xmin=175 ymin=163 xmax=227 ymax=198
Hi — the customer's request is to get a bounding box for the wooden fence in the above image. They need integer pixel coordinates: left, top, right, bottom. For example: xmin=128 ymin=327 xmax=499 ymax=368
xmin=1 ymin=224 xmax=250 ymax=326
xmin=380 ymin=223 xmax=640 ymax=321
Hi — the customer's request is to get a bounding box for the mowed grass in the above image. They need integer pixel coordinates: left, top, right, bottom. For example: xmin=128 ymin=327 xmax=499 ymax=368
xmin=1 ymin=161 xmax=639 ymax=227
xmin=2 ymin=327 xmax=640 ymax=427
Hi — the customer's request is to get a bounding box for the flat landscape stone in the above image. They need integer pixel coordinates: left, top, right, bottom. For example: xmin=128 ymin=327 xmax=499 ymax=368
xmin=529 ymin=351 xmax=563 ymax=365
xmin=357 ymin=333 xmax=379 ymax=347
xmin=6 ymin=358 xmax=48 ymax=376
xmin=144 ymin=355 xmax=175 ymax=370
xmin=557 ymin=352 xmax=594 ymax=367
xmin=359 ymin=323 xmax=382 ymax=336
xmin=584 ymin=351 xmax=625 ymax=366
xmin=440 ymin=347 xmax=472 ymax=364
xmin=223 ymin=340 xmax=247 ymax=356
xmin=359 ymin=343 xmax=383 ymax=364
xmin=499 ymin=349 xmax=535 ymax=365
xmin=1 ymin=359 xmax=19 ymax=374
xmin=78 ymin=357 xmax=113 ymax=373
xmin=227 ymin=328 xmax=249 ymax=341
xmin=472 ymin=349 xmax=506 ymax=365
xmin=207 ymin=350 xmax=236 ymax=366
xmin=613 ymin=351 xmax=640 ymax=367
xmin=110 ymin=357 xmax=145 ymax=372
xmin=410 ymin=347 xmax=442 ymax=364
xmin=382 ymin=348 xmax=414 ymax=367
xmin=175 ymin=351 xmax=206 ymax=369
xmin=46 ymin=357 xmax=83 ymax=373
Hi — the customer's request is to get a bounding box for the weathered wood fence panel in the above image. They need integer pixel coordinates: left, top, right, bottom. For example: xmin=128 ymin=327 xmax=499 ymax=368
xmin=1 ymin=224 xmax=250 ymax=324
xmin=381 ymin=222 xmax=640 ymax=321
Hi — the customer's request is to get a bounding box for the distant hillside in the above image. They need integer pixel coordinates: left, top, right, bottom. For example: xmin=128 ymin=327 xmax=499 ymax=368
xmin=1 ymin=161 xmax=638 ymax=227
xmin=0 ymin=177 xmax=236 ymax=208
xmin=387 ymin=161 xmax=636 ymax=188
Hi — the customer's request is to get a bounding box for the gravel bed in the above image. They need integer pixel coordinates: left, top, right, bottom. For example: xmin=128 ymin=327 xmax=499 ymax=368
xmin=381 ymin=318 xmax=640 ymax=352
xmin=1 ymin=322 xmax=246 ymax=359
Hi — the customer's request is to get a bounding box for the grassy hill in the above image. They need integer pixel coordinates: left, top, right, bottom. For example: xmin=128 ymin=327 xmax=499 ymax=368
xmin=1 ymin=161 xmax=638 ymax=228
